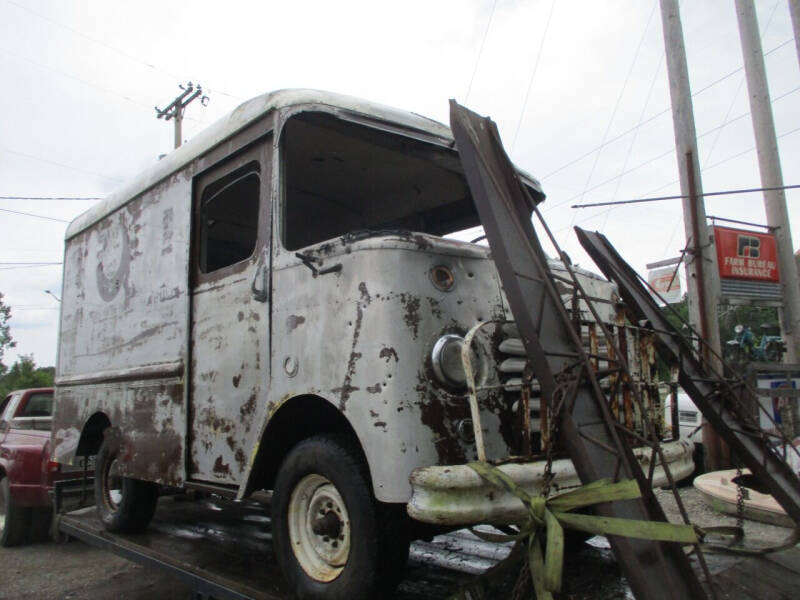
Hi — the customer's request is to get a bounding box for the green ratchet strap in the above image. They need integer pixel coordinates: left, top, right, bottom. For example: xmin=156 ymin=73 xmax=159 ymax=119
xmin=448 ymin=461 xmax=698 ymax=600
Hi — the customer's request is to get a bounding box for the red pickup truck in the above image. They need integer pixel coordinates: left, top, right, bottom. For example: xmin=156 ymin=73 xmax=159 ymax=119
xmin=0 ymin=387 xmax=84 ymax=546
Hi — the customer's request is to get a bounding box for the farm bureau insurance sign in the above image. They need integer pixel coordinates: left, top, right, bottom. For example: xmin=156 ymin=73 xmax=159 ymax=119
xmin=714 ymin=226 xmax=780 ymax=282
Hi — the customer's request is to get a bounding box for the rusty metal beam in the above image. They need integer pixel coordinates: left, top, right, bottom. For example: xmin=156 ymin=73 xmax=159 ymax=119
xmin=449 ymin=100 xmax=706 ymax=600
xmin=576 ymin=227 xmax=800 ymax=525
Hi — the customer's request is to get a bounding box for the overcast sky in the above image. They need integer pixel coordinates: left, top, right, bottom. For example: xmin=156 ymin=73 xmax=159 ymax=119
xmin=1 ymin=0 xmax=798 ymax=368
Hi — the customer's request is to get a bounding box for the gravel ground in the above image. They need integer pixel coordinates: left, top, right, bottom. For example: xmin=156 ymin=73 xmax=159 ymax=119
xmin=0 ymin=486 xmax=795 ymax=600
xmin=0 ymin=538 xmax=192 ymax=600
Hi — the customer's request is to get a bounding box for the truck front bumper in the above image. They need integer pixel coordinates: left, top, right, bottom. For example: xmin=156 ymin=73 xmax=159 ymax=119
xmin=407 ymin=438 xmax=694 ymax=526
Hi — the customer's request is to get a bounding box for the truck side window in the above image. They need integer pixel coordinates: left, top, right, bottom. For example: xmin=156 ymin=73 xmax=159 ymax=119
xmin=198 ymin=161 xmax=261 ymax=273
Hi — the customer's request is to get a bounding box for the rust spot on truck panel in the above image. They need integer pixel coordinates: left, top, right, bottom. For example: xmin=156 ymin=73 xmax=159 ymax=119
xmin=358 ymin=282 xmax=371 ymax=304
xmin=199 ymin=407 xmax=234 ymax=434
xmin=238 ymin=311 xmax=244 ymax=322
xmin=235 ymin=448 xmax=246 ymax=471
xmin=123 ymin=429 xmax=182 ymax=486
xmin=417 ymin=376 xmax=469 ymax=464
xmin=287 ymin=315 xmax=306 ymax=331
xmin=366 ymin=384 xmax=382 ymax=394
xmin=336 ymin=300 xmax=364 ymax=412
xmin=374 ymin=421 xmax=387 ymax=430
xmin=213 ymin=456 xmax=231 ymax=476
xmin=239 ymin=393 xmax=257 ymax=420
xmin=379 ymin=347 xmax=399 ymax=363
xmin=232 ymin=374 xmax=241 ymax=388
xmin=428 ymin=297 xmax=443 ymax=319
xmin=400 ymin=294 xmax=421 ymax=338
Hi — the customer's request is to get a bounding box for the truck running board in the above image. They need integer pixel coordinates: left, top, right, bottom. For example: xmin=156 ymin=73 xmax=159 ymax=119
xmin=449 ymin=101 xmax=706 ymax=600
xmin=576 ymin=227 xmax=800 ymax=525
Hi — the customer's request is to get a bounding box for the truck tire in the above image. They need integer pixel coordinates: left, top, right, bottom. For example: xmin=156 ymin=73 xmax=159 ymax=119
xmin=94 ymin=437 xmax=159 ymax=533
xmin=271 ymin=435 xmax=409 ymax=600
xmin=1 ymin=476 xmax=31 ymax=547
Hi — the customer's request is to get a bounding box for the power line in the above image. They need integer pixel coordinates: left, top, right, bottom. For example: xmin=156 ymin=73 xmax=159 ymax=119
xmin=571 ymin=183 xmax=800 ymax=208
xmin=566 ymin=0 xmax=658 ymax=242
xmin=543 ymin=85 xmax=800 ymax=213
xmin=464 ymin=0 xmax=498 ymax=103
xmin=0 ymin=46 xmax=204 ymax=125
xmin=4 ymin=0 xmax=243 ymax=102
xmin=0 ymin=196 xmax=100 ymax=201
xmin=553 ymin=125 xmax=800 ymax=236
xmin=539 ymin=36 xmax=794 ymax=183
xmin=510 ymin=0 xmax=555 ymax=152
xmin=0 ymin=262 xmax=63 ymax=266
xmin=0 ymin=207 xmax=70 ymax=223
xmin=0 ymin=146 xmax=121 ymax=182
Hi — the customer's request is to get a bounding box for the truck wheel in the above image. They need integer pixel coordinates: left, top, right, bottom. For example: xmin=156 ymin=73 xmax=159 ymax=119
xmin=94 ymin=437 xmax=159 ymax=532
xmin=1 ymin=476 xmax=31 ymax=547
xmin=271 ymin=435 xmax=409 ymax=600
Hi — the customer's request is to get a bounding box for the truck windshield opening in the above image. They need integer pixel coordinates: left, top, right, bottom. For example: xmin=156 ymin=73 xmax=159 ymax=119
xmin=281 ymin=112 xmax=481 ymax=251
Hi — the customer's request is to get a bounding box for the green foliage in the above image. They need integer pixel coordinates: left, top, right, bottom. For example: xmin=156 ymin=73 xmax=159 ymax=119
xmin=0 ymin=355 xmax=54 ymax=399
xmin=0 ymin=292 xmax=16 ymax=375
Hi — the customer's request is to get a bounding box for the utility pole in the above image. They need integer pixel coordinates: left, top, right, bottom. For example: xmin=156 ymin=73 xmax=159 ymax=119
xmin=789 ymin=0 xmax=800 ymax=70
xmin=736 ymin=0 xmax=800 ymax=364
xmin=155 ymin=82 xmax=209 ymax=149
xmin=659 ymin=0 xmax=729 ymax=469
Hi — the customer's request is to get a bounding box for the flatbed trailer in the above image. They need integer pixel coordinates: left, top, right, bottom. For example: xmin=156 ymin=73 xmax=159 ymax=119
xmin=56 ymin=491 xmax=285 ymax=600
xmin=53 ymin=483 xmax=505 ymax=600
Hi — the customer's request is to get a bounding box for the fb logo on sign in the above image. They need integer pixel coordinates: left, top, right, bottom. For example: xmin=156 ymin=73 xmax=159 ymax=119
xmin=737 ymin=235 xmax=760 ymax=258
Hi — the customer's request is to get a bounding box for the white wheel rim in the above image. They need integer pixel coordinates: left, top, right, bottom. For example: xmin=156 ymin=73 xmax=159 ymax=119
xmin=104 ymin=457 xmax=123 ymax=510
xmin=0 ymin=485 xmax=6 ymax=534
xmin=288 ymin=474 xmax=351 ymax=582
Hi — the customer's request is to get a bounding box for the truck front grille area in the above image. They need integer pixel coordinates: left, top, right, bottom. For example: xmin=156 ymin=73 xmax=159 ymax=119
xmin=492 ymin=319 xmax=665 ymax=458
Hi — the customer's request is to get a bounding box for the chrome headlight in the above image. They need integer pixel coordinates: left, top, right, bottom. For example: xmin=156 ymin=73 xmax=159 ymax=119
xmin=431 ymin=334 xmax=470 ymax=387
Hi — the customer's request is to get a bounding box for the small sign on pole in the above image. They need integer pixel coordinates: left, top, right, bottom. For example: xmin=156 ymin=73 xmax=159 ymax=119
xmin=713 ymin=225 xmax=782 ymax=303
xmin=647 ymin=266 xmax=682 ymax=304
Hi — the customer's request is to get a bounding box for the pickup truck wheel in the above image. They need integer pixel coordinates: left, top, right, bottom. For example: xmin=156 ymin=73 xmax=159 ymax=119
xmin=272 ymin=435 xmax=409 ymax=600
xmin=95 ymin=437 xmax=159 ymax=532
xmin=1 ymin=476 xmax=31 ymax=547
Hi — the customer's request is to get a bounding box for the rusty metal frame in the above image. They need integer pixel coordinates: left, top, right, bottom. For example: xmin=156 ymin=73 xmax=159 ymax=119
xmin=576 ymin=227 xmax=800 ymax=525
xmin=449 ymin=100 xmax=706 ymax=600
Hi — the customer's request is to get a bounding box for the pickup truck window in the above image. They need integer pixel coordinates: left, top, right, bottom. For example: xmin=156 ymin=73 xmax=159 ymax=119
xmin=281 ymin=112 xmax=480 ymax=251
xmin=0 ymin=394 xmax=11 ymax=419
xmin=18 ymin=392 xmax=53 ymax=417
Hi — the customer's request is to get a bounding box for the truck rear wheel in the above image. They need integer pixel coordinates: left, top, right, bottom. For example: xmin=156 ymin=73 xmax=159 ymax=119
xmin=271 ymin=435 xmax=409 ymax=600
xmin=1 ymin=476 xmax=31 ymax=547
xmin=95 ymin=437 xmax=159 ymax=532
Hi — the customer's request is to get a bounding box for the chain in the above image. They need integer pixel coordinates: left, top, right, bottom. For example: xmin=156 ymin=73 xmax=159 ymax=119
xmin=735 ymin=464 xmax=745 ymax=531
xmin=510 ymin=556 xmax=532 ymax=600
xmin=542 ymin=374 xmax=569 ymax=499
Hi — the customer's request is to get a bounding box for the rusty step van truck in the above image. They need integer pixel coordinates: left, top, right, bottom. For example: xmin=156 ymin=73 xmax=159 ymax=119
xmin=52 ymin=90 xmax=694 ymax=599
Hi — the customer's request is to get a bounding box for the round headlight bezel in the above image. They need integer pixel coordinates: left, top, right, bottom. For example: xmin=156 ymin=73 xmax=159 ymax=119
xmin=431 ymin=334 xmax=471 ymax=388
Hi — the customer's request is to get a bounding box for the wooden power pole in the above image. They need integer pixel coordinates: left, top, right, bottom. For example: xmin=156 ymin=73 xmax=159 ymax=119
xmin=659 ymin=0 xmax=729 ymax=469
xmin=155 ymin=82 xmax=209 ymax=149
xmin=735 ymin=0 xmax=800 ymax=364
xmin=789 ymin=0 xmax=800 ymax=71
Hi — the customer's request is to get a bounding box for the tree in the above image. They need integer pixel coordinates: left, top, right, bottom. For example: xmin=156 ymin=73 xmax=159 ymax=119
xmin=0 ymin=292 xmax=16 ymax=376
xmin=0 ymin=355 xmax=54 ymax=399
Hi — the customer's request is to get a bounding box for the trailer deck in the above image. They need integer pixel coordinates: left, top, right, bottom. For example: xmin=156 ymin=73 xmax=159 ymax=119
xmin=55 ymin=492 xmax=511 ymax=600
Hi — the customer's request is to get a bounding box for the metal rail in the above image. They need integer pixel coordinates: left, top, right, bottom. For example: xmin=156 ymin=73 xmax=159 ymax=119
xmin=449 ymin=100 xmax=706 ymax=600
xmin=576 ymin=227 xmax=800 ymax=524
